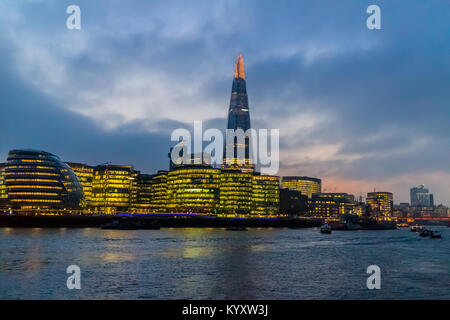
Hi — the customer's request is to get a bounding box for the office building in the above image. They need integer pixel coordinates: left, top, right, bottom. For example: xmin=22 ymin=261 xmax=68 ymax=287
xmin=251 ymin=174 xmax=280 ymax=215
xmin=66 ymin=162 xmax=94 ymax=208
xmin=219 ymin=170 xmax=253 ymax=215
xmin=133 ymin=173 xmax=153 ymax=213
xmin=317 ymin=192 xmax=355 ymax=203
xmin=410 ymin=185 xmax=434 ymax=207
xmin=308 ymin=193 xmax=355 ymax=218
xmin=281 ymin=176 xmax=322 ymax=198
xmin=91 ymin=164 xmax=136 ymax=214
xmin=280 ymin=189 xmax=308 ymax=216
xmin=366 ymin=192 xmax=393 ymax=217
xmin=150 ymin=170 xmax=168 ymax=212
xmin=166 ymin=165 xmax=220 ymax=213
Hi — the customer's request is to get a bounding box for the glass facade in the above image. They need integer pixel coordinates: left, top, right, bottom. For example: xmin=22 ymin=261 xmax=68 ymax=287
xmin=223 ymin=54 xmax=254 ymax=172
xmin=150 ymin=171 xmax=168 ymax=212
xmin=134 ymin=173 xmax=153 ymax=213
xmin=251 ymin=174 xmax=280 ymax=215
xmin=66 ymin=162 xmax=94 ymax=209
xmin=167 ymin=166 xmax=220 ymax=213
xmin=308 ymin=193 xmax=355 ymax=218
xmin=91 ymin=165 xmax=136 ymax=214
xmin=219 ymin=170 xmax=253 ymax=214
xmin=366 ymin=192 xmax=393 ymax=217
xmin=161 ymin=167 xmax=281 ymax=216
xmin=281 ymin=176 xmax=322 ymax=198
xmin=410 ymin=185 xmax=434 ymax=207
xmin=3 ymin=149 xmax=83 ymax=211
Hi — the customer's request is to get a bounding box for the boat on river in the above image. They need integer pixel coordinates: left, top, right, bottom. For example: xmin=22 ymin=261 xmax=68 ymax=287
xmin=411 ymin=225 xmax=425 ymax=232
xmin=320 ymin=223 xmax=332 ymax=234
xmin=430 ymin=230 xmax=442 ymax=238
xmin=419 ymin=229 xmax=431 ymax=237
xmin=330 ymin=214 xmax=361 ymax=230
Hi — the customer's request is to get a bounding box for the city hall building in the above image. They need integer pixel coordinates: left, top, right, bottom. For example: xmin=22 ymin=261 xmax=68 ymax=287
xmin=1 ymin=149 xmax=83 ymax=213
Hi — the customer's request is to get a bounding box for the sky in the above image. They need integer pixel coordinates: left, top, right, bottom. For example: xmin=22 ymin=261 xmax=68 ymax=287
xmin=0 ymin=0 xmax=449 ymax=205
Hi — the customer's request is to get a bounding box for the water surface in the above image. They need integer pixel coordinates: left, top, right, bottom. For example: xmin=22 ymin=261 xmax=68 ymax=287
xmin=0 ymin=227 xmax=449 ymax=299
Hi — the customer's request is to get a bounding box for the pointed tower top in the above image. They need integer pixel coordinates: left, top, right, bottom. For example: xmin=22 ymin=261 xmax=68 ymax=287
xmin=234 ymin=54 xmax=245 ymax=80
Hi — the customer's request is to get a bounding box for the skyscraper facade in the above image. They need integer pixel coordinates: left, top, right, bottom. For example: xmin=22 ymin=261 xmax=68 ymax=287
xmin=223 ymin=54 xmax=254 ymax=172
xmin=410 ymin=185 xmax=434 ymax=207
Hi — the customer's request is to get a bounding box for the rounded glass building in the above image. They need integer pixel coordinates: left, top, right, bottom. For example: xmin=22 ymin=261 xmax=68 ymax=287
xmin=4 ymin=149 xmax=83 ymax=210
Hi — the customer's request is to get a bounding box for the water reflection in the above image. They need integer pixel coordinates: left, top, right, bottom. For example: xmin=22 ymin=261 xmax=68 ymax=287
xmin=101 ymin=252 xmax=135 ymax=263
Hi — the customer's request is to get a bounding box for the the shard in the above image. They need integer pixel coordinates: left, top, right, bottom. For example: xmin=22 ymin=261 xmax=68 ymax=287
xmin=223 ymin=54 xmax=254 ymax=172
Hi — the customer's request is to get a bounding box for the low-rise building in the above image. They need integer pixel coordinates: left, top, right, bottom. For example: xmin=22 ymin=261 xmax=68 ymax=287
xmin=281 ymin=176 xmax=321 ymax=198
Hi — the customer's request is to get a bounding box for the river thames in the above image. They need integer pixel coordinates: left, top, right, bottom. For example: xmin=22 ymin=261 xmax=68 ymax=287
xmin=0 ymin=226 xmax=448 ymax=299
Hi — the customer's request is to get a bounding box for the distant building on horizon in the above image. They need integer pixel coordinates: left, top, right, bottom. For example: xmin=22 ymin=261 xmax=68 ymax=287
xmin=279 ymin=189 xmax=308 ymax=217
xmin=281 ymin=176 xmax=322 ymax=198
xmin=366 ymin=191 xmax=393 ymax=217
xmin=410 ymin=185 xmax=434 ymax=207
xmin=318 ymin=192 xmax=355 ymax=203
xmin=398 ymin=202 xmax=410 ymax=211
xmin=308 ymin=193 xmax=355 ymax=218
